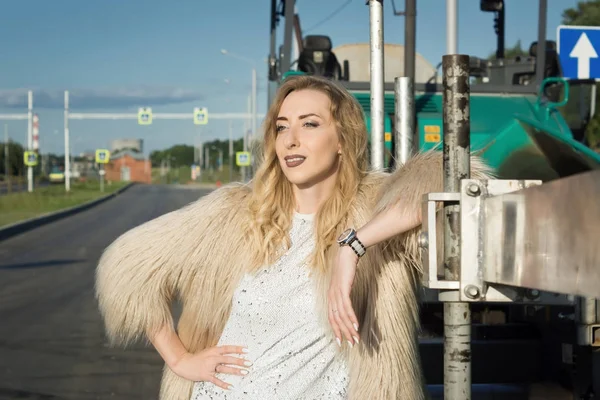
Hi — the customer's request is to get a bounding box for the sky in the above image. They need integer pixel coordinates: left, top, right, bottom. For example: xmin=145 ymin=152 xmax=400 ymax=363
xmin=0 ymin=0 xmax=580 ymax=158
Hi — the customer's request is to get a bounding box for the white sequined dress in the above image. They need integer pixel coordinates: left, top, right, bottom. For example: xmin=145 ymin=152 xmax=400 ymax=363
xmin=190 ymin=212 xmax=349 ymax=399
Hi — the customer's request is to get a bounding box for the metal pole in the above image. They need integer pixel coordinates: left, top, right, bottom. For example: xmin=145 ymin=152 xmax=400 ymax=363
xmin=280 ymin=0 xmax=295 ymax=73
xmin=199 ymin=127 xmax=204 ymax=174
xmin=446 ymin=0 xmax=458 ymax=54
xmin=268 ymin=0 xmax=278 ymax=107
xmin=535 ymin=0 xmax=548 ymax=86
xmin=394 ymin=77 xmax=415 ymax=166
xmin=442 ymin=54 xmax=471 ymax=400
xmin=404 ymin=0 xmax=416 ymax=82
xmin=591 ymin=84 xmax=597 ymax=118
xmin=251 ymin=68 xmax=258 ymax=179
xmin=496 ymin=2 xmax=505 ymax=59
xmin=229 ymin=119 xmax=233 ymax=182
xmin=64 ymin=91 xmax=71 ymax=192
xmin=252 ymin=68 xmax=258 ymax=141
xmin=205 ymin=147 xmax=209 ymax=172
xmin=369 ymin=0 xmax=385 ymax=170
xmin=269 ymin=0 xmax=278 ymax=73
xmin=4 ymin=124 xmax=8 ymax=184
xmin=581 ymin=297 xmax=597 ymax=325
xmin=100 ymin=164 xmax=105 ymax=193
xmin=27 ymin=90 xmax=33 ymax=192
xmin=241 ymin=95 xmax=251 ymax=182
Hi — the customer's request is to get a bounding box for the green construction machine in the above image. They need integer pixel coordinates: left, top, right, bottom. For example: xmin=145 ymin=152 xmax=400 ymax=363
xmin=267 ymin=0 xmax=600 ymax=398
xmin=267 ymin=0 xmax=600 ymax=182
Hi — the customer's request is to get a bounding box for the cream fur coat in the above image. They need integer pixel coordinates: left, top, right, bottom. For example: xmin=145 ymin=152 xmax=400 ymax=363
xmin=95 ymin=151 xmax=491 ymax=400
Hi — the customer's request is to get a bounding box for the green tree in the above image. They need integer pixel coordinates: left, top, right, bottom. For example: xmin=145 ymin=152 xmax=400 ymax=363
xmin=562 ymin=0 xmax=600 ymax=149
xmin=149 ymin=140 xmax=246 ymax=169
xmin=487 ymin=40 xmax=529 ymax=60
xmin=0 ymin=141 xmax=25 ymax=177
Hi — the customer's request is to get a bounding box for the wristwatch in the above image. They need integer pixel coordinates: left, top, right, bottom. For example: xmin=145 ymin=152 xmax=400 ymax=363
xmin=337 ymin=228 xmax=366 ymax=258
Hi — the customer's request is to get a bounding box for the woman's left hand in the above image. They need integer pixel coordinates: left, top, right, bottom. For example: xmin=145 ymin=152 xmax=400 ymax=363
xmin=328 ymin=246 xmax=360 ymax=349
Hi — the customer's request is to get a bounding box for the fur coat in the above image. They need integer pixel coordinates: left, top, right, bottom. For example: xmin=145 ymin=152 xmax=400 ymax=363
xmin=95 ymin=151 xmax=492 ymax=400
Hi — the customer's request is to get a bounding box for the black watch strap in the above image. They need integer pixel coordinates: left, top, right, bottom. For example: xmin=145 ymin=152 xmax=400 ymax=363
xmin=347 ymin=236 xmax=366 ymax=258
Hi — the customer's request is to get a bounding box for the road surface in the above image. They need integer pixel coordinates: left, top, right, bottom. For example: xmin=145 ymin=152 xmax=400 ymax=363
xmin=0 ymin=184 xmax=212 ymax=400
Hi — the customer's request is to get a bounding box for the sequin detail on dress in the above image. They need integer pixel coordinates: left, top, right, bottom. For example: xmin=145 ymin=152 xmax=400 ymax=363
xmin=190 ymin=212 xmax=348 ymax=399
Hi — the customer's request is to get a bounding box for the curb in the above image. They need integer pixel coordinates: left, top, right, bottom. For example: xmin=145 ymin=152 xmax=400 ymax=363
xmin=0 ymin=182 xmax=135 ymax=243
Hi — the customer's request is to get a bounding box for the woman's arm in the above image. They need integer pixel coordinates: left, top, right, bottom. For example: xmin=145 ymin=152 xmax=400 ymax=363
xmin=150 ymin=324 xmax=189 ymax=370
xmin=95 ymin=185 xmax=251 ymax=347
xmin=150 ymin=324 xmax=251 ymax=389
xmin=356 ymin=204 xmax=420 ymax=249
xmin=327 ymin=205 xmax=420 ymax=348
xmin=327 ymin=151 xmax=494 ymax=348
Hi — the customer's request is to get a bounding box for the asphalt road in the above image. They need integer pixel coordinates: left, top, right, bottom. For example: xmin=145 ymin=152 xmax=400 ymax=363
xmin=0 ymin=184 xmax=212 ymax=400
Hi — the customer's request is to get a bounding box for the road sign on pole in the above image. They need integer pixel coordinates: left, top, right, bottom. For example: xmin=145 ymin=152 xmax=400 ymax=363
xmin=236 ymin=151 xmax=251 ymax=167
xmin=95 ymin=149 xmax=111 ymax=164
xmin=194 ymin=107 xmax=208 ymax=125
xmin=23 ymin=151 xmax=38 ymax=167
xmin=138 ymin=107 xmax=153 ymax=125
xmin=557 ymin=25 xmax=600 ymax=80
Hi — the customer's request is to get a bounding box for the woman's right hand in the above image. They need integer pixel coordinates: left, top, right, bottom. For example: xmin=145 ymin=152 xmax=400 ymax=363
xmin=171 ymin=345 xmax=252 ymax=390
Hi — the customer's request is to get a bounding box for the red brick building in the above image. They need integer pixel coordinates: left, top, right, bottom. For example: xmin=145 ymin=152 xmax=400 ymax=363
xmin=105 ymin=150 xmax=151 ymax=184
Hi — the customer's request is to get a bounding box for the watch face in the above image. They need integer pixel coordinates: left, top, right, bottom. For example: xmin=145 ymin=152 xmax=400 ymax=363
xmin=337 ymin=228 xmax=353 ymax=243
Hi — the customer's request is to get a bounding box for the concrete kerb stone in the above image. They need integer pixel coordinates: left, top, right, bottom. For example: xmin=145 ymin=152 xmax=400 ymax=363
xmin=0 ymin=182 xmax=135 ymax=243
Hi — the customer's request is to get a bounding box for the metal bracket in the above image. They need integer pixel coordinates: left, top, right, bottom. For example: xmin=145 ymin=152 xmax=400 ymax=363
xmin=420 ymin=178 xmax=585 ymax=306
xmin=420 ymin=192 xmax=460 ymax=290
xmin=577 ymin=324 xmax=600 ymax=347
xmin=460 ymin=178 xmax=548 ymax=302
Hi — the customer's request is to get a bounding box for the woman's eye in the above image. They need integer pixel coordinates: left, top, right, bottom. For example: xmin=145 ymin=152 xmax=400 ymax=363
xmin=276 ymin=125 xmax=286 ymax=132
xmin=304 ymin=121 xmax=319 ymax=128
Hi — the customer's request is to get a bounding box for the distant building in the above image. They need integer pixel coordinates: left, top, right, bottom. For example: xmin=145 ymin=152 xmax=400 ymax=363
xmin=104 ymin=149 xmax=151 ymax=184
xmin=331 ymin=43 xmax=439 ymax=83
xmin=111 ymin=139 xmax=143 ymax=153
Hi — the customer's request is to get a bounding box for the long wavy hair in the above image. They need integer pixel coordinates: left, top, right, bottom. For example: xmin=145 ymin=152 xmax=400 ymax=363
xmin=246 ymin=75 xmax=368 ymax=273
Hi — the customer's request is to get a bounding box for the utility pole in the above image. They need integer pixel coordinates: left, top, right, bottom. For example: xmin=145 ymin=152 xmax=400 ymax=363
xmin=27 ymin=91 xmax=33 ymax=192
xmin=229 ymin=119 xmax=233 ymax=182
xmin=4 ymin=124 xmax=9 ymax=188
xmin=205 ymin=146 xmax=209 ymax=172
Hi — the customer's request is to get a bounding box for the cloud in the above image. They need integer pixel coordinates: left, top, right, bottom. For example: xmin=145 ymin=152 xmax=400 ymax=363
xmin=0 ymin=87 xmax=204 ymax=110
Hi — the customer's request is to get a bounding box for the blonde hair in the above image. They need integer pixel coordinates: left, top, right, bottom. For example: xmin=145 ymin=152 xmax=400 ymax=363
xmin=246 ymin=75 xmax=368 ymax=273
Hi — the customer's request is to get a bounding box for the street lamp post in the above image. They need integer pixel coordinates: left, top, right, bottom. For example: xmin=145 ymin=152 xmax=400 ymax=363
xmin=220 ymin=49 xmax=258 ymax=182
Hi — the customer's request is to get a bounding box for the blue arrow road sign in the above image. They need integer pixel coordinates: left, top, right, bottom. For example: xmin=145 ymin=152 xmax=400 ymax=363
xmin=558 ymin=25 xmax=600 ymax=80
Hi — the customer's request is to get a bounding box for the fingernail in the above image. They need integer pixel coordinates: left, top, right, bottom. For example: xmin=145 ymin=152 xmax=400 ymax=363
xmin=241 ymin=370 xmax=249 ymax=375
xmin=336 ymin=337 xmax=341 ymax=347
xmin=242 ymin=348 xmax=249 ymax=353
xmin=244 ymin=361 xmax=253 ymax=367
xmin=353 ymin=336 xmax=360 ymax=344
xmin=353 ymin=323 xmax=359 ymax=331
xmin=228 ymin=385 xmax=234 ymax=390
xmin=347 ymin=340 xmax=354 ymax=348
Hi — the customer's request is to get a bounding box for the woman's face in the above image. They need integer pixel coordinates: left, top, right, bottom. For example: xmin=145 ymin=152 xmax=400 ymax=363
xmin=275 ymin=89 xmax=342 ymax=189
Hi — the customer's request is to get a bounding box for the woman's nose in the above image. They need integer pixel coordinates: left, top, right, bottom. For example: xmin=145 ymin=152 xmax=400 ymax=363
xmin=284 ymin=127 xmax=299 ymax=148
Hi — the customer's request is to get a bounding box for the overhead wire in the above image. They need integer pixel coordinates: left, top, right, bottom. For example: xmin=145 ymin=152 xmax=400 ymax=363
xmin=303 ymin=0 xmax=354 ymax=33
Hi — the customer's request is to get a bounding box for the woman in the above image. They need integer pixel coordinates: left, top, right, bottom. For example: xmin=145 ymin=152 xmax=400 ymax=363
xmin=95 ymin=75 xmax=491 ymax=399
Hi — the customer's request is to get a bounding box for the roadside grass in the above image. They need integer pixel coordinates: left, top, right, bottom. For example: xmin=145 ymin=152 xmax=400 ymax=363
xmin=0 ymin=180 xmax=129 ymax=227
